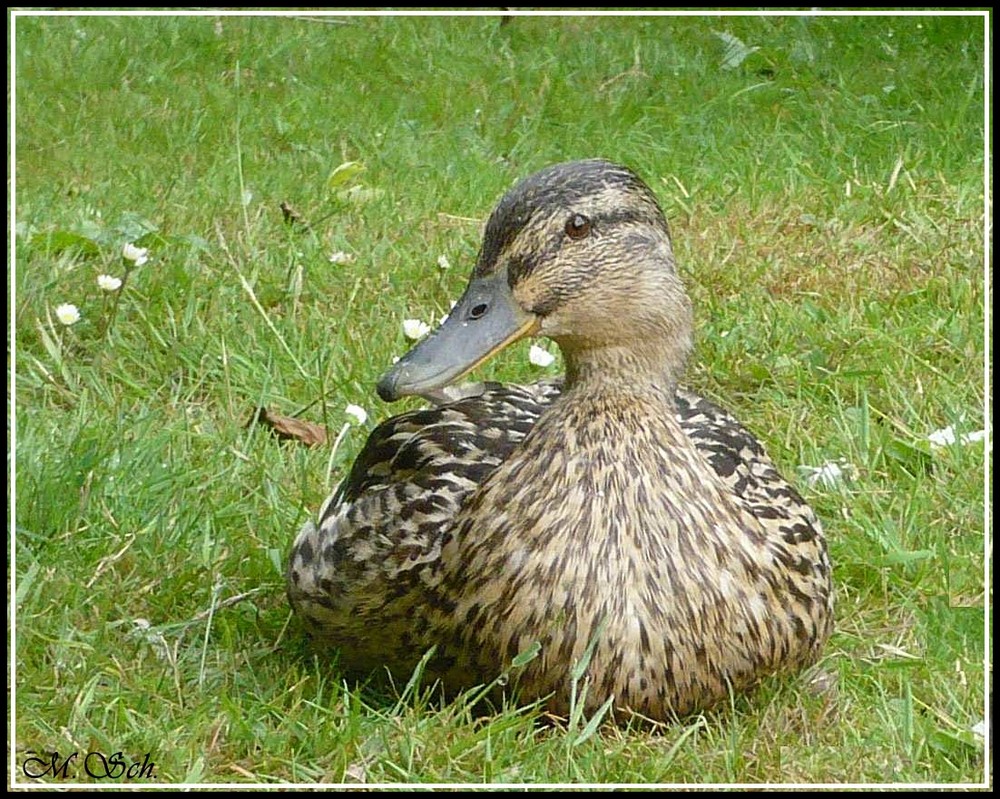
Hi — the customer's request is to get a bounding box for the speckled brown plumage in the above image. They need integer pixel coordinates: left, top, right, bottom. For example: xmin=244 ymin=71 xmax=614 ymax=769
xmin=287 ymin=160 xmax=833 ymax=722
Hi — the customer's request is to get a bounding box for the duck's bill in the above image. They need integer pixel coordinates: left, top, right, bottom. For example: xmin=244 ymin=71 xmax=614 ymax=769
xmin=377 ymin=273 xmax=539 ymax=402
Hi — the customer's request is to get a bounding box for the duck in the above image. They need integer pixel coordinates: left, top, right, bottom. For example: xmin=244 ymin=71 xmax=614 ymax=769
xmin=286 ymin=159 xmax=834 ymax=722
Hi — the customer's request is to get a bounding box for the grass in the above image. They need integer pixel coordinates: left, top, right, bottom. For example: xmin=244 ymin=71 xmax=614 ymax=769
xmin=11 ymin=10 xmax=988 ymax=786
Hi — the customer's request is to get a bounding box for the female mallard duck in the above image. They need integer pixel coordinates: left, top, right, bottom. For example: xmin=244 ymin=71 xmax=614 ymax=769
xmin=287 ymin=159 xmax=833 ymax=722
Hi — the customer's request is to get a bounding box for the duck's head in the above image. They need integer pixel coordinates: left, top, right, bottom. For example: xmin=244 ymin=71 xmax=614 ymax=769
xmin=377 ymin=159 xmax=693 ymax=402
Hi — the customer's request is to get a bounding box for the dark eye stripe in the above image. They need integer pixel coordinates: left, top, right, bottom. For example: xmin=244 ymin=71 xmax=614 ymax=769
xmin=503 ymin=209 xmax=670 ymax=300
xmin=597 ymin=208 xmax=665 ymax=231
xmin=506 ymin=208 xmax=660 ymax=284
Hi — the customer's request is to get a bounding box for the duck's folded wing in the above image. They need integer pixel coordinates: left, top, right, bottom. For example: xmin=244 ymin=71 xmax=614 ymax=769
xmin=675 ymin=388 xmax=824 ymax=547
xmin=287 ymin=380 xmax=560 ymax=659
xmin=319 ymin=380 xmax=562 ymax=523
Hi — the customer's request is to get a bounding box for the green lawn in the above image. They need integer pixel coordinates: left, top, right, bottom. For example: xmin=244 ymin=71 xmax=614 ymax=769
xmin=12 ymin=11 xmax=988 ymax=786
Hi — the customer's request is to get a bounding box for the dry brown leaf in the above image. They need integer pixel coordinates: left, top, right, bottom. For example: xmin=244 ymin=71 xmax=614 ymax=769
xmin=251 ymin=407 xmax=328 ymax=447
xmin=279 ymin=200 xmax=311 ymax=230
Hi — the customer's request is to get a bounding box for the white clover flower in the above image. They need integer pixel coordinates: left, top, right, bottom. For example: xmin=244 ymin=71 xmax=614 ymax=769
xmin=798 ymin=460 xmax=854 ymax=489
xmin=927 ymin=426 xmax=957 ymax=448
xmin=328 ymin=251 xmax=355 ymax=265
xmin=529 ymin=344 xmax=556 ymax=368
xmin=130 ymin=617 xmax=171 ymax=660
xmin=345 ymin=404 xmax=368 ymax=425
xmin=403 ymin=319 xmax=431 ymax=340
xmin=122 ymin=242 xmax=149 ymax=266
xmin=960 ymin=429 xmax=986 ymax=445
xmin=55 ymin=303 xmax=81 ymax=326
xmin=437 ymin=254 xmax=451 ymax=270
xmin=97 ymin=274 xmax=123 ymax=291
xmin=929 ymin=426 xmax=988 ymax=449
xmin=971 ymin=719 xmax=987 ymax=739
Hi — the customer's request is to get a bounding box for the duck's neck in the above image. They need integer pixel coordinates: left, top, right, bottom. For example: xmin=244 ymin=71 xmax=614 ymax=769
xmin=559 ymin=334 xmax=692 ymax=405
xmin=549 ymin=260 xmax=694 ymax=404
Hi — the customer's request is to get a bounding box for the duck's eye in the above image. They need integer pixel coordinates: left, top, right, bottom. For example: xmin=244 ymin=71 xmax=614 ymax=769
xmin=469 ymin=303 xmax=489 ymax=319
xmin=564 ymin=214 xmax=592 ymax=240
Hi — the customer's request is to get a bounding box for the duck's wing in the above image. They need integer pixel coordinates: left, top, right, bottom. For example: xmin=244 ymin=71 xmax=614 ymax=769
xmin=287 ymin=380 xmax=561 ymax=663
xmin=325 ymin=379 xmax=562 ymax=514
xmin=675 ymin=388 xmax=825 ymax=548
